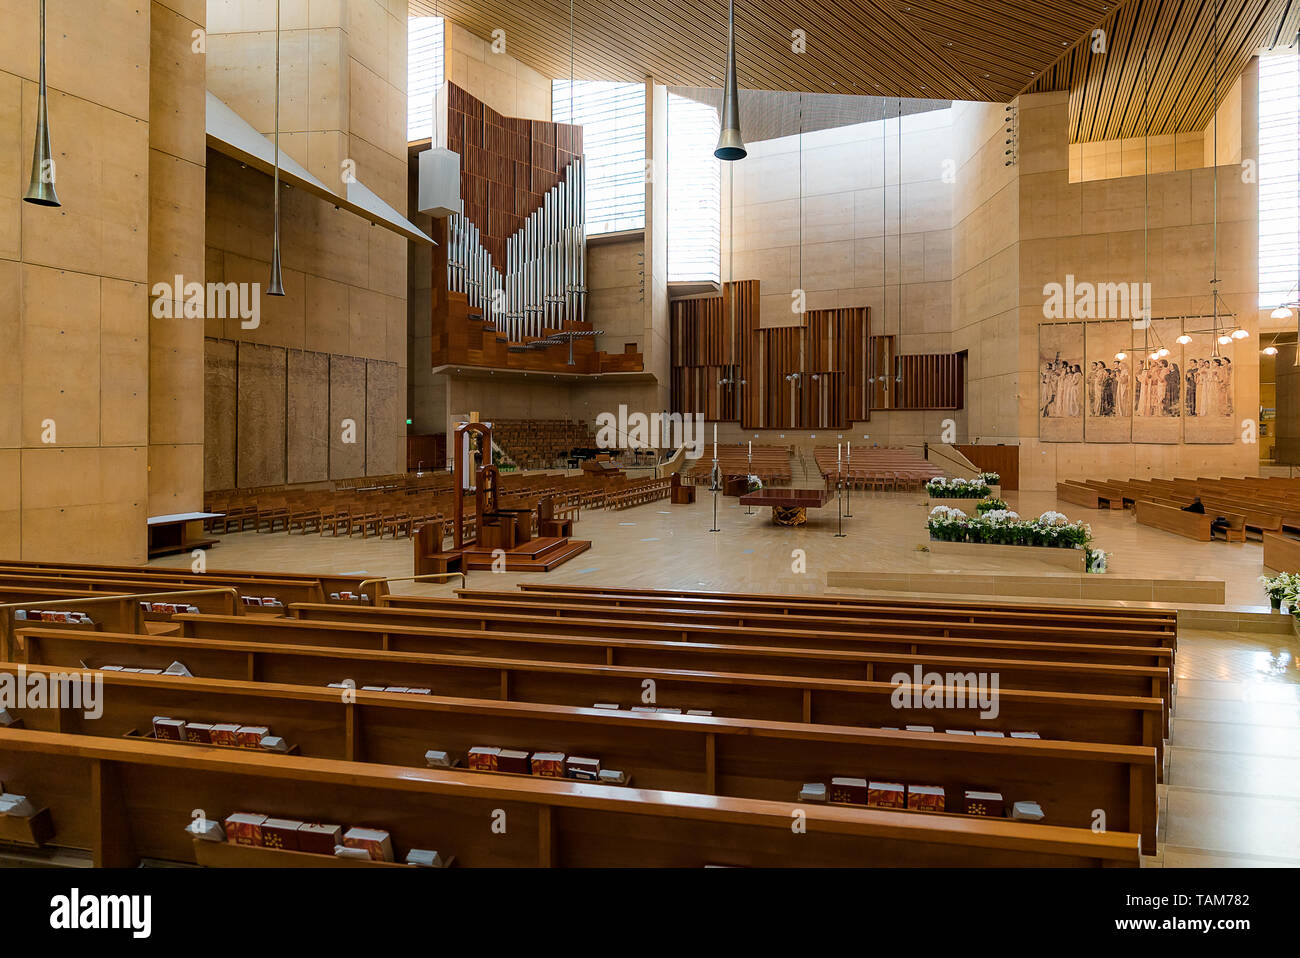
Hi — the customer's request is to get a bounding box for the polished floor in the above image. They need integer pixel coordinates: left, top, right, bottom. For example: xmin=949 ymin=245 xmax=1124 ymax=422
xmin=152 ymin=487 xmax=1300 ymax=866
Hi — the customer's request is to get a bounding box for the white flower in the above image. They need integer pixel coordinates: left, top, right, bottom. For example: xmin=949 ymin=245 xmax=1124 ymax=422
xmin=930 ymin=506 xmax=952 ymax=517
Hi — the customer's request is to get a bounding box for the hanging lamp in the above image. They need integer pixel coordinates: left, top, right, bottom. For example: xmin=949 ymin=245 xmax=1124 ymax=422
xmin=23 ymin=0 xmax=60 ymax=207
xmin=268 ymin=0 xmax=285 ymax=296
xmin=714 ymin=0 xmax=746 ymax=160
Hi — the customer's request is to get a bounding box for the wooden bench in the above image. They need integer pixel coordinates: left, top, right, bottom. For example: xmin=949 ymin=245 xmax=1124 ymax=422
xmin=1056 ymin=481 xmax=1119 ymax=510
xmin=0 ymin=728 xmax=1138 ymax=867
xmin=1135 ymin=499 xmax=1245 ymax=542
xmin=2 ymin=662 xmax=1157 ymax=853
xmin=294 ymin=600 xmax=1177 ymax=653
xmin=13 ymin=628 xmax=1167 ymax=766
xmin=174 ymin=613 xmax=1172 ymax=710
xmin=511 ymin=584 xmax=1179 ymax=635
xmin=1263 ymin=533 xmax=1300 ymax=574
xmin=439 ymin=589 xmax=1176 ymax=647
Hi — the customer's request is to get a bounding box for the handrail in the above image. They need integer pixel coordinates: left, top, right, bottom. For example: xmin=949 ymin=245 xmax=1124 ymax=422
xmin=359 ymin=572 xmax=467 ymax=606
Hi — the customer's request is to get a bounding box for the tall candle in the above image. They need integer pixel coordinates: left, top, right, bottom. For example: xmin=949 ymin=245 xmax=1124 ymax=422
xmin=713 ymin=424 xmax=718 ymax=460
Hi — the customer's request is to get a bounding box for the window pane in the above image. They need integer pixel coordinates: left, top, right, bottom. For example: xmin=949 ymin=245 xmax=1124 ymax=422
xmin=1259 ymin=52 xmax=1298 ymax=308
xmin=667 ymin=93 xmax=721 ymax=283
xmin=407 ymin=18 xmax=445 ymax=142
xmin=553 ymin=80 xmax=646 ymax=234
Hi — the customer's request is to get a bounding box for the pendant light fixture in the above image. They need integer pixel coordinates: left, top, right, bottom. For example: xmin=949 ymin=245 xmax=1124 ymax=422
xmin=23 ymin=0 xmax=60 ymax=207
xmin=714 ymin=0 xmax=746 ymax=160
xmin=268 ymin=0 xmax=285 ymax=296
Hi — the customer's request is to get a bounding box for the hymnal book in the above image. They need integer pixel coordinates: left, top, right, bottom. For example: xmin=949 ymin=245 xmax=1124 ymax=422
xmin=964 ymin=790 xmax=1005 ymax=817
xmin=334 ymin=845 xmax=372 ymax=860
xmin=0 ymin=708 xmax=15 ymax=727
xmin=343 ymin=826 xmax=393 ymax=862
xmin=424 ymin=749 xmax=454 ymax=768
xmin=497 ymin=749 xmax=531 ymax=774
xmin=0 ymin=794 xmax=36 ymax=817
xmin=565 ymin=756 xmax=601 ymax=780
xmin=260 ymin=735 xmax=289 ymax=752
xmin=867 ymin=781 xmax=906 ymax=809
xmin=406 ymin=688 xmax=432 ymax=695
xmin=185 ymin=818 xmax=224 ymax=842
xmin=655 ymin=708 xmax=682 ymax=714
xmin=383 ymin=687 xmax=410 ymax=694
xmin=597 ymin=769 xmax=627 ymax=785
xmin=829 ymin=777 xmax=868 ymax=805
xmin=686 ymin=710 xmax=713 ymax=716
xmin=1009 ymin=731 xmax=1040 ymax=740
xmin=236 ymin=725 xmax=270 ymax=748
xmin=944 ymin=729 xmax=975 ymax=736
xmin=261 ymin=818 xmax=304 ymax=850
xmin=630 ymin=706 xmax=656 ymax=713
xmin=907 ymin=785 xmax=946 ymax=813
xmin=1011 ymin=801 xmax=1045 ymax=822
xmin=592 ymin=703 xmax=619 ymax=710
xmin=361 ymin=686 xmax=386 ymax=692
xmin=183 ymin=722 xmax=214 ymax=744
xmin=406 ymin=848 xmax=446 ymax=868
xmin=296 ymin=823 xmax=343 ymax=855
xmin=467 ymin=746 xmax=500 ymax=771
xmin=163 ymin=661 xmax=192 ymax=677
xmin=975 ymin=731 xmax=1005 ymax=738
xmin=224 ymin=813 xmax=267 ymax=846
xmin=905 ymin=725 xmax=935 ymax=733
xmin=799 ymin=783 xmax=827 ymax=803
xmin=209 ymin=723 xmax=241 ymax=747
xmin=531 ymin=752 xmax=566 ymax=778
xmin=152 ymin=717 xmax=185 ymax=741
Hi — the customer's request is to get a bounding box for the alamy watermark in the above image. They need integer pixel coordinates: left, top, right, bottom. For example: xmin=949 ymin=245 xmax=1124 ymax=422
xmin=150 ymin=275 xmax=261 ymax=329
xmin=1043 ymin=275 xmax=1151 ymax=328
xmin=594 ymin=405 xmax=706 ymax=459
xmin=0 ymin=665 xmax=102 ymax=720
xmin=890 ymin=666 xmax=1000 ymax=719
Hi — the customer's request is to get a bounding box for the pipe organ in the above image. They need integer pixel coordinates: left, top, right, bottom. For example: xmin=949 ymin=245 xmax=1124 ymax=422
xmin=426 ymin=82 xmax=638 ymax=374
xmin=444 ymin=158 xmax=587 ymax=339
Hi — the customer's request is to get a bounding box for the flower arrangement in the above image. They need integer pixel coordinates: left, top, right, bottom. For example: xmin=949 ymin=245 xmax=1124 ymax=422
xmin=746 ymin=474 xmax=763 ymax=492
xmin=925 ymin=477 xmax=991 ymax=499
xmin=1086 ymin=548 xmax=1110 ymax=574
xmin=979 ymin=472 xmax=1000 ymax=485
xmin=927 ymin=508 xmax=1092 ymax=550
xmin=976 ymin=497 xmax=1009 ymax=514
xmin=1259 ymin=572 xmax=1300 ymax=611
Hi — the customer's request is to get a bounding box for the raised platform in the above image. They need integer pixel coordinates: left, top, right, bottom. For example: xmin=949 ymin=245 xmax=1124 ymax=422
xmin=926 ymin=539 xmax=1086 ymax=571
xmin=460 ymin=536 xmax=592 ymax=572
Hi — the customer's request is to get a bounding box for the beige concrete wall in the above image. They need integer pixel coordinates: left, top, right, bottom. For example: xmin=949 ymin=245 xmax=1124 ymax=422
xmin=148 ymin=0 xmax=207 ymax=518
xmin=1015 ymin=66 xmax=1261 ymax=491
xmin=204 ymin=1 xmax=408 ymax=487
xmin=645 ymin=82 xmax=670 ymax=411
xmin=0 ymin=0 xmax=155 ymax=562
xmin=443 ymin=21 xmax=550 ymax=122
xmin=722 ymin=109 xmax=954 ymax=359
xmin=951 ymin=99 xmax=1020 ymax=444
xmin=587 ymin=233 xmax=646 ymax=353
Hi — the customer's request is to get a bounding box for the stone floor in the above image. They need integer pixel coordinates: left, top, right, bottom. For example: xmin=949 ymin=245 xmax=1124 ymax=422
xmin=150 ymin=488 xmax=1300 ymax=866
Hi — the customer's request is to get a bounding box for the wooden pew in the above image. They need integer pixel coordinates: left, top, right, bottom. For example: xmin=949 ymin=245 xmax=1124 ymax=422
xmin=1135 ymin=500 xmax=1239 ymax=542
xmin=2 ymin=663 xmax=1157 ymax=853
xmin=1056 ymin=481 xmax=1119 ymax=510
xmin=433 ymin=591 xmax=1176 ymax=662
xmin=0 ymin=728 xmax=1139 ymax=867
xmin=510 ymin=584 xmax=1179 ymax=635
xmin=1263 ymin=533 xmax=1300 ymax=573
xmin=13 ymin=628 xmax=1167 ymax=764
xmin=292 ymin=600 xmax=1177 ymax=653
xmin=174 ymin=613 xmax=1173 ymax=708
xmin=197 ymin=604 xmax=1177 ymax=670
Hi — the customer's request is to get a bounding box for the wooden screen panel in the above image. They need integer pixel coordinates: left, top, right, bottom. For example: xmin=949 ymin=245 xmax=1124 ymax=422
xmin=203 ymin=339 xmax=237 ymax=491
xmin=235 ymin=342 xmax=287 ymax=488
xmin=286 ymin=349 xmax=329 ymax=484
xmin=894 ymin=353 xmax=965 ymax=410
xmin=957 ymin=444 xmax=1021 ymax=491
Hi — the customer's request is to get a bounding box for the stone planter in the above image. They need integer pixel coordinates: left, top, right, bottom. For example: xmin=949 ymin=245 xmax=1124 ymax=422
xmin=928 ymin=538 xmax=1087 ymax=572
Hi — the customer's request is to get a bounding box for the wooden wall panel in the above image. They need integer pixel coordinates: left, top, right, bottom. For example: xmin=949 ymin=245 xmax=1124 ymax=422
xmin=366 ymin=360 xmax=400 ymax=477
xmin=329 ymin=356 xmax=368 ymax=480
xmin=203 ymin=339 xmax=237 ymax=492
xmin=236 ymin=343 xmax=287 ymax=488
xmin=957 ymin=444 xmax=1021 ymax=491
xmin=671 ymin=283 xmax=963 ymax=428
xmin=286 ymin=350 xmax=330 ymax=485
